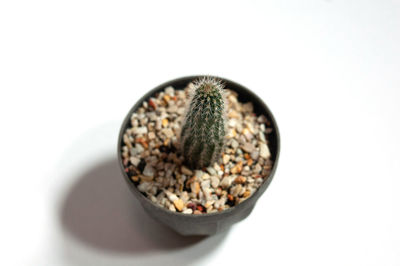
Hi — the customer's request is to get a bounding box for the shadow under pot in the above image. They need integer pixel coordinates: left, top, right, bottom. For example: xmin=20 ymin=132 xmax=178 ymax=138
xmin=118 ymin=76 xmax=280 ymax=236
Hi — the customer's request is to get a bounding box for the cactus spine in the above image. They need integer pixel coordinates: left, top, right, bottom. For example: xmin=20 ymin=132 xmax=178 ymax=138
xmin=180 ymin=77 xmax=226 ymax=169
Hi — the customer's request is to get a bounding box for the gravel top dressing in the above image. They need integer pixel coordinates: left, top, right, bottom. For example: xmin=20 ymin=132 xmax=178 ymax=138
xmin=121 ymin=82 xmax=274 ymax=214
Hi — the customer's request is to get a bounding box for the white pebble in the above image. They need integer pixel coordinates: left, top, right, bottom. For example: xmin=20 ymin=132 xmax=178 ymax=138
xmin=129 ymin=156 xmax=140 ymax=167
xmin=137 ymin=182 xmax=151 ymax=192
xmin=259 ymin=143 xmax=271 ymax=159
xmin=143 ymin=164 xmax=155 ymax=177
xmin=231 ymin=139 xmax=239 ymax=149
xmin=134 ymin=126 xmax=148 ymax=135
xmin=165 ymin=86 xmax=175 ymax=96
xmin=164 ymin=190 xmax=178 ymax=202
xmin=220 ymin=176 xmax=233 ymax=189
xmin=223 ymin=154 xmax=230 ymax=164
xmin=211 ymin=176 xmax=220 ymax=188
xmin=183 ymin=209 xmax=193 ymax=214
xmin=195 ymin=170 xmax=204 ymax=179
xmin=206 ymin=167 xmax=217 ymax=176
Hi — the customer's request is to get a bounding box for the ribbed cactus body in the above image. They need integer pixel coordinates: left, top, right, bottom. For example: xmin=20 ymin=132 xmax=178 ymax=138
xmin=180 ymin=77 xmax=226 ymax=169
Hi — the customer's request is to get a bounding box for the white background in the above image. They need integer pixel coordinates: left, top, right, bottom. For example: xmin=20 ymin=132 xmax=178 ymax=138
xmin=0 ymin=0 xmax=399 ymax=265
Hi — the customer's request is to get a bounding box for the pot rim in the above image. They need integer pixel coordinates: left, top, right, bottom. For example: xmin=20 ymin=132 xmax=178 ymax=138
xmin=117 ymin=75 xmax=280 ymax=219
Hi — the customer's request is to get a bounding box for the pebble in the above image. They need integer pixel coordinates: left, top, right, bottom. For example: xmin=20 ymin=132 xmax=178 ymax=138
xmin=202 ymin=173 xmax=210 ymax=180
xmin=228 ymin=110 xmax=240 ymax=119
xmin=223 ymin=154 xmax=230 ymax=164
xmin=214 ymin=197 xmax=227 ymax=209
xmin=213 ymin=163 xmax=221 ymax=171
xmin=220 ymin=176 xmax=233 ymax=189
xmin=148 ymin=132 xmax=156 ymax=140
xmin=242 ymin=142 xmax=255 ymax=153
xmin=130 ymin=144 xmax=144 ymax=156
xmin=259 ymin=143 xmax=271 ymax=159
xmin=203 ymin=187 xmax=213 ymax=201
xmin=167 ymin=105 xmax=178 ymax=113
xmin=165 ymin=86 xmax=175 ymax=96
xmin=137 ymin=182 xmax=151 ymax=192
xmin=134 ymin=126 xmax=148 ymax=135
xmin=231 ymin=161 xmax=243 ymax=174
xmin=130 ymin=156 xmax=140 ymax=167
xmin=173 ymin=199 xmax=184 ymax=211
xmin=231 ymin=184 xmax=243 ymax=197
xmin=162 ymin=128 xmax=174 ymax=138
xmin=250 ymin=150 xmax=259 ymax=160
xmin=181 ymin=191 xmax=189 ymax=202
xmin=195 ymin=170 xmax=204 ymax=179
xmin=231 ymin=139 xmax=239 ymax=149
xmin=191 ymin=181 xmax=200 ymax=194
xmin=211 ymin=175 xmax=220 ymax=188
xmin=162 ymin=118 xmax=169 ymax=127
xmin=234 ymin=175 xmax=246 ymax=184
xmin=243 ymin=190 xmax=251 ymax=198
xmin=142 ymin=164 xmax=155 ymax=177
xmin=206 ymin=166 xmax=217 ymax=176
xmin=243 ymin=128 xmax=253 ymax=141
xmin=140 ymin=175 xmax=154 ymax=182
xmin=228 ymin=119 xmax=237 ymax=128
xmin=183 ymin=208 xmax=193 ymax=214
xmin=165 ymin=190 xmax=178 ymax=202
xmin=259 ymin=132 xmax=266 ymax=143
xmin=253 ymin=164 xmax=262 ymax=174
xmin=181 ymin=166 xmax=193 ymax=176
xmin=201 ymin=180 xmax=211 ymax=190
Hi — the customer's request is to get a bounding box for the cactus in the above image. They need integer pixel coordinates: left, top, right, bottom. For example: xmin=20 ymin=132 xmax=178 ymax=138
xmin=180 ymin=77 xmax=226 ymax=169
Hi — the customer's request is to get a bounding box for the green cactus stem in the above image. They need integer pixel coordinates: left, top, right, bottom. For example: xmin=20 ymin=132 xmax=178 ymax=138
xmin=180 ymin=77 xmax=226 ymax=169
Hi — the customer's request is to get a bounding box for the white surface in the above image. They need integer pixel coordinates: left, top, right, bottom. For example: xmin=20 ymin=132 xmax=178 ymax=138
xmin=0 ymin=0 xmax=399 ymax=265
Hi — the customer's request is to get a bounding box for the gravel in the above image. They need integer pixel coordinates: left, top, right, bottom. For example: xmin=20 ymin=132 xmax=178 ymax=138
xmin=121 ymin=82 xmax=274 ymax=214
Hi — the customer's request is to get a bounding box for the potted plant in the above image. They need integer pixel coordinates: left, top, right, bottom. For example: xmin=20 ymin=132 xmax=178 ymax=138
xmin=118 ymin=76 xmax=280 ymax=235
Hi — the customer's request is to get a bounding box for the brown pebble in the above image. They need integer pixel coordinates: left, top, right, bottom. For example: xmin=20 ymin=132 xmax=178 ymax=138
xmin=163 ymin=95 xmax=171 ymax=103
xmin=227 ymin=194 xmax=234 ymax=201
xmin=135 ymin=137 xmax=148 ymax=149
xmin=173 ymin=199 xmax=184 ymax=211
xmin=191 ymin=181 xmax=200 ymax=194
xmin=131 ymin=176 xmax=139 ymax=182
xmin=162 ymin=118 xmax=169 ymax=127
xmin=243 ymin=190 xmax=251 ymax=198
xmin=149 ymin=98 xmax=157 ymax=109
xmin=234 ymin=176 xmax=246 ymax=184
xmin=231 ymin=161 xmax=243 ymax=174
xmin=140 ymin=175 xmax=154 ymax=182
xmin=187 ymin=202 xmax=196 ymax=211
xmin=194 ymin=210 xmax=202 ymax=215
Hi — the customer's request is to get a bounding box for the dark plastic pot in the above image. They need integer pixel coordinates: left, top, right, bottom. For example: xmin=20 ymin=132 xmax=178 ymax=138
xmin=117 ymin=76 xmax=280 ymax=236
